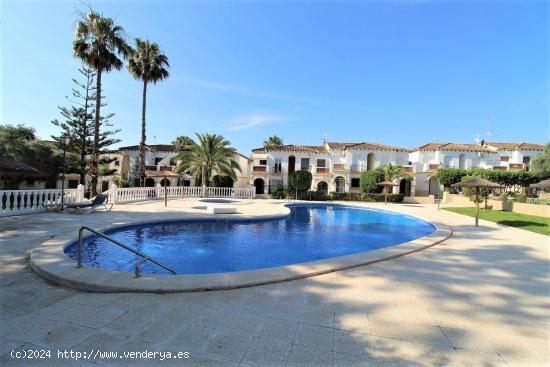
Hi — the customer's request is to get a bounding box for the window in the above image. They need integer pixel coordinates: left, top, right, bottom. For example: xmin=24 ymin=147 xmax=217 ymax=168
xmin=273 ymin=159 xmax=282 ymax=173
xmin=523 ymin=156 xmax=531 ymax=165
xmin=351 ymin=178 xmax=360 ymax=188
xmin=114 ymin=160 xmax=120 ymax=166
xmin=301 ymin=158 xmax=310 ymax=170
xmin=500 ymin=156 xmax=509 ymax=162
xmin=317 ymin=159 xmax=326 ymax=167
xmin=154 ymin=157 xmax=163 ymax=165
xmin=259 ymin=159 xmax=267 ymax=166
xmin=68 ymin=180 xmax=79 ymax=189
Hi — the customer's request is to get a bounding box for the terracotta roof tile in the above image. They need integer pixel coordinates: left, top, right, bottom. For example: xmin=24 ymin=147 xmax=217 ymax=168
xmin=415 ymin=142 xmax=496 ymax=153
xmin=344 ymin=142 xmax=410 ymax=152
xmin=487 ymin=142 xmax=544 ymax=151
xmin=251 ymin=145 xmax=326 ymax=153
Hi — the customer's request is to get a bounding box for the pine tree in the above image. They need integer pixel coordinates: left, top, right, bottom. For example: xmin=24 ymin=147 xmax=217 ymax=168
xmin=51 ymin=67 xmax=121 ymax=191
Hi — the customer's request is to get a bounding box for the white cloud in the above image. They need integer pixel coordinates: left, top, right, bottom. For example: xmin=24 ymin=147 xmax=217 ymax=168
xmin=226 ymin=114 xmax=283 ymax=131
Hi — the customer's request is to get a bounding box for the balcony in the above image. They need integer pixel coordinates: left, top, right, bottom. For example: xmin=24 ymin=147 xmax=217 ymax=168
xmin=333 ymin=164 xmax=347 ymax=171
xmin=493 ymin=166 xmax=506 ymax=171
xmin=252 ymin=165 xmax=268 ymax=173
xmin=509 ymin=163 xmax=524 ymax=171
xmin=427 ymin=164 xmax=440 ymax=172
xmin=315 ymin=167 xmax=329 ymax=174
xmin=402 ymin=165 xmax=414 ymax=173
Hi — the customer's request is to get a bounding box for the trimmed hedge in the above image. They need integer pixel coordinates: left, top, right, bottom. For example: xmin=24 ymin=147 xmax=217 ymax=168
xmin=437 ymin=167 xmax=538 ymax=191
xmin=329 ymin=192 xmax=404 ymax=202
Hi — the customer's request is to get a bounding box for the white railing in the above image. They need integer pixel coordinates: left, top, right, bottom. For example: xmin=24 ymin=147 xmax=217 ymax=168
xmin=108 ymin=185 xmax=255 ymax=204
xmin=0 ymin=185 xmax=85 ymax=217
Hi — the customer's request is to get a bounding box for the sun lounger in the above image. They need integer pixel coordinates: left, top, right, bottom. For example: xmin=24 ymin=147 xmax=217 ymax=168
xmin=65 ymin=194 xmax=113 ymax=213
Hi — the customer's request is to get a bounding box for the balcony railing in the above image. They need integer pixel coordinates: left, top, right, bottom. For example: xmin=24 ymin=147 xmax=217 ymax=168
xmin=252 ymin=166 xmax=267 ymax=172
xmin=333 ymin=164 xmax=347 ymax=171
xmin=316 ymin=167 xmax=329 ymax=174
xmin=402 ymin=166 xmax=414 ymax=173
xmin=509 ymin=163 xmax=524 ymax=170
xmin=428 ymin=164 xmax=440 ymax=171
xmin=493 ymin=166 xmax=506 ymax=171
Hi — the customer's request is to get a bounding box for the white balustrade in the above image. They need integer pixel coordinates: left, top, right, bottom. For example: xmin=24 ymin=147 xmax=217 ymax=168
xmin=0 ymin=185 xmax=85 ymax=217
xmin=108 ymin=185 xmax=255 ymax=204
xmin=1 ymin=184 xmax=255 ymax=215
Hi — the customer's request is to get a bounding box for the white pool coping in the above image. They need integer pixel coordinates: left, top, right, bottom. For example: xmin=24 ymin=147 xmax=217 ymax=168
xmin=30 ymin=202 xmax=452 ymax=293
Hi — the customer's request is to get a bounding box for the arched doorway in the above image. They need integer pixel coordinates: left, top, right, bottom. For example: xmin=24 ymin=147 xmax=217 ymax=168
xmin=399 ymin=179 xmax=411 ymax=197
xmin=288 ymin=156 xmax=296 ymax=175
xmin=254 ymin=178 xmax=265 ymax=195
xmin=160 ymin=178 xmax=171 ymax=187
xmin=145 ymin=178 xmax=156 ymax=187
xmin=334 ymin=176 xmax=345 ymax=193
xmin=458 ymin=154 xmax=466 ymax=169
xmin=428 ymin=176 xmax=439 ymax=196
xmin=367 ymin=153 xmax=375 ymax=171
xmin=317 ymin=181 xmax=328 ymax=193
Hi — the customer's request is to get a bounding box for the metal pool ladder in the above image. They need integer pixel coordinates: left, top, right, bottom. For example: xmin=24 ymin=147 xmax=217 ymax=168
xmin=76 ymin=226 xmax=177 ymax=277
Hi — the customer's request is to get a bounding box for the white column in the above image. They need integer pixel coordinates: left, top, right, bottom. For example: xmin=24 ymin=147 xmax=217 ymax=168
xmin=77 ymin=184 xmax=85 ymax=202
xmin=110 ymin=183 xmax=118 ymax=204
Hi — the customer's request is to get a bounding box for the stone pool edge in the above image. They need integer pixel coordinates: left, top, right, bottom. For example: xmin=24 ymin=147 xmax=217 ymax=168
xmin=30 ymin=202 xmax=452 ymax=293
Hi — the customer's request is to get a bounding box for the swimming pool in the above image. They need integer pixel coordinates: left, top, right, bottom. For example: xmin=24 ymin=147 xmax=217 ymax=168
xmin=64 ymin=204 xmax=435 ymax=275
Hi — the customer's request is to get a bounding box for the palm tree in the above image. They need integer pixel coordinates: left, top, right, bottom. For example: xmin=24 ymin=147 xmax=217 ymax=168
xmin=263 ymin=135 xmax=283 ymax=148
xmin=380 ymin=163 xmax=412 ymax=203
xmin=175 ymin=133 xmax=241 ymax=187
xmin=172 ymin=135 xmax=195 ymax=147
xmin=127 ymin=38 xmax=170 ymax=186
xmin=73 ymin=10 xmax=131 ymax=196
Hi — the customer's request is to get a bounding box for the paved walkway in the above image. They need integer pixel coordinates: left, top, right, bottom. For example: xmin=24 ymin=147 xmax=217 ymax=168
xmin=0 ymin=200 xmax=548 ymax=366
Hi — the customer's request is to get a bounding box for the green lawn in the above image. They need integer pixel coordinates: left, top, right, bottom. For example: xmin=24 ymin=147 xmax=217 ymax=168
xmin=444 ymin=207 xmax=550 ymax=236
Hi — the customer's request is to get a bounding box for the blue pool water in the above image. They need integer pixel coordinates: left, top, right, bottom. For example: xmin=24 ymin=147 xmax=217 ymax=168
xmin=65 ymin=204 xmax=435 ymax=275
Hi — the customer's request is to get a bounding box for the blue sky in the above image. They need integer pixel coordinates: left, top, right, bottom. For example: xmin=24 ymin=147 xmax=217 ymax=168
xmin=1 ymin=0 xmax=548 ymax=154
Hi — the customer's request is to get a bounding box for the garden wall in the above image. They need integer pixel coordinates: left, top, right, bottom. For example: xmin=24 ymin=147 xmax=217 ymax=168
xmin=443 ymin=193 xmax=550 ymax=218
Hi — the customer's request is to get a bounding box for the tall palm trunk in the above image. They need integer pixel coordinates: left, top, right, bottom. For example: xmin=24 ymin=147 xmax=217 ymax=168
xmin=80 ymin=70 xmax=91 ymax=186
xmin=90 ymin=69 xmax=102 ymax=197
xmin=138 ymin=80 xmax=147 ymax=186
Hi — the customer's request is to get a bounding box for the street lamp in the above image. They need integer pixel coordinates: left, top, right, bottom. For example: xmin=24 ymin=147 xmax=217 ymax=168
xmin=60 ymin=135 xmax=70 ymax=210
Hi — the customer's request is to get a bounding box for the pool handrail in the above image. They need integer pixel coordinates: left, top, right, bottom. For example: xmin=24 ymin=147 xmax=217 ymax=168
xmin=76 ymin=226 xmax=177 ymax=277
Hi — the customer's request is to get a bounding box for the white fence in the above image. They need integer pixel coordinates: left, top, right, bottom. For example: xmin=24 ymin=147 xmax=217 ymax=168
xmin=0 ymin=185 xmax=85 ymax=217
xmin=108 ymin=185 xmax=255 ymax=204
xmin=0 ymin=185 xmax=255 ymax=216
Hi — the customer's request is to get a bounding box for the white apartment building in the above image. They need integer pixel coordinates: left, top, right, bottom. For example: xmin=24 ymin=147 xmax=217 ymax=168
xmin=486 ymin=142 xmax=544 ymax=171
xmin=249 ymin=141 xmax=411 ymax=195
xmin=250 ymin=140 xmax=545 ymax=197
xmin=57 ymin=144 xmax=250 ymax=192
xmin=409 ymin=142 xmax=544 ymax=197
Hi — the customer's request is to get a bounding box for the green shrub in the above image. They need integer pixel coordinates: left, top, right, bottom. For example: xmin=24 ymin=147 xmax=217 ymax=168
xmin=437 ymin=168 xmax=467 ymax=187
xmin=328 ymin=192 xmax=404 ymax=203
xmin=514 ymin=192 xmax=527 ymax=203
xmin=306 ymin=190 xmax=330 ymax=201
xmin=360 ymin=169 xmax=385 ymax=193
xmin=288 ymin=170 xmax=312 ymax=193
xmin=270 ymin=187 xmax=288 ymax=199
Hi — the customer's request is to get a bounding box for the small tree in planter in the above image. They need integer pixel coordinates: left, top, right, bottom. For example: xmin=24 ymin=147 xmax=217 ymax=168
xmin=288 ymin=170 xmax=312 ymax=200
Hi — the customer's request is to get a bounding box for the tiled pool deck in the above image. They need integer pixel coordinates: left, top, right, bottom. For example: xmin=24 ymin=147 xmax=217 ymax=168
xmin=1 ymin=199 xmax=548 ymax=366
